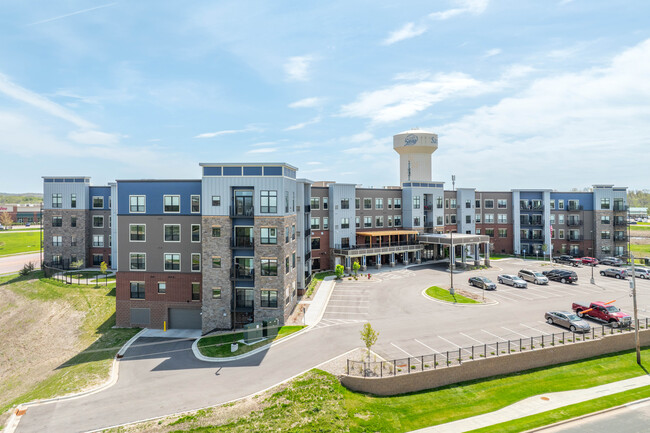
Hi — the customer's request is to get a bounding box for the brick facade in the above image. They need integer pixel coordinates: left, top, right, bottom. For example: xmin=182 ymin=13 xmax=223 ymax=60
xmin=43 ymin=208 xmax=88 ymax=267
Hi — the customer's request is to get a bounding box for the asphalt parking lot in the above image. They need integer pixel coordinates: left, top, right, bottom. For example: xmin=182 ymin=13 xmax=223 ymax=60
xmin=321 ymin=258 xmax=650 ymax=362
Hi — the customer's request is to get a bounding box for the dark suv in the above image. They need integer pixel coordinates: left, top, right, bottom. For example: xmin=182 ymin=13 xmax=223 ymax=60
xmin=553 ymin=255 xmax=581 ymax=266
xmin=543 ymin=269 xmax=578 ymax=284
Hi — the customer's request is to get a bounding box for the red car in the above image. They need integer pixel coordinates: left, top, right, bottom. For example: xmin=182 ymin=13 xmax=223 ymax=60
xmin=581 ymin=257 xmax=599 ymax=266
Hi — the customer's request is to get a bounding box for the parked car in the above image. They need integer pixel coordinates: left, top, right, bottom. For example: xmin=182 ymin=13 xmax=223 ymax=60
xmin=518 ymin=269 xmax=549 ymax=285
xmin=553 ymin=255 xmax=581 ymax=266
xmin=497 ymin=274 xmax=528 ymax=288
xmin=572 ymin=301 xmax=631 ymax=327
xmin=626 ymin=267 xmax=650 ymax=279
xmin=543 ymin=269 xmax=578 ymax=284
xmin=25 ymin=222 xmax=31 ymax=227
xmin=581 ymin=257 xmax=599 ymax=266
xmin=600 ymin=268 xmax=627 ymax=279
xmin=600 ymin=257 xmax=624 ymax=266
xmin=468 ymin=276 xmax=496 ymax=290
xmin=545 ymin=311 xmax=591 ymax=332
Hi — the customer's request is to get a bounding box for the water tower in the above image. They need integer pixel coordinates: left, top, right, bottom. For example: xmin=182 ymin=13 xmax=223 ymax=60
xmin=393 ymin=128 xmax=438 ymax=185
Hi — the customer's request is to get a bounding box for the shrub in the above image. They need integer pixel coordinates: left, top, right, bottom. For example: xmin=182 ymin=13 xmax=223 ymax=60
xmin=19 ymin=261 xmax=35 ymax=276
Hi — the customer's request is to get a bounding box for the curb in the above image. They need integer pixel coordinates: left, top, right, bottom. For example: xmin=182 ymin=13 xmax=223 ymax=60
xmin=421 ymin=288 xmax=498 ymax=307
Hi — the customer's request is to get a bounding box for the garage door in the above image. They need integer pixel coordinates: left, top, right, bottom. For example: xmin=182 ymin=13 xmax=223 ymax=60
xmin=168 ymin=308 xmax=202 ymax=329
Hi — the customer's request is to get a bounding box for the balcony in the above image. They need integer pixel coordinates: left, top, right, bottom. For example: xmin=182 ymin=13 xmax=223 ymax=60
xmin=613 ymin=219 xmax=627 ymax=227
xmin=424 ymin=205 xmax=433 ymax=211
xmin=332 ymin=241 xmax=423 ymax=257
xmin=305 ymin=204 xmax=311 ymax=213
xmin=231 ymin=237 xmax=254 ymax=249
xmin=230 ymin=269 xmax=255 ymax=281
xmin=567 ymin=219 xmax=583 ymax=226
xmin=520 ymin=219 xmax=544 ymax=227
xmin=568 ymin=234 xmax=584 ymax=241
xmin=520 ymin=204 xmax=544 ymax=211
xmin=568 ymin=204 xmax=584 ymax=211
xmin=614 ymin=235 xmax=628 ymax=242
xmin=229 ymin=205 xmax=254 ymax=217
xmin=233 ymin=299 xmax=254 ymax=312
xmin=613 ymin=204 xmax=628 ymax=212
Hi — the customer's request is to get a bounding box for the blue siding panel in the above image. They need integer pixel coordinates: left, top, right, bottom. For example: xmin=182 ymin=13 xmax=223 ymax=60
xmin=117 ymin=181 xmax=202 ymax=215
xmin=89 ymin=186 xmax=111 ymax=210
xmin=550 ymin=192 xmax=594 ymax=211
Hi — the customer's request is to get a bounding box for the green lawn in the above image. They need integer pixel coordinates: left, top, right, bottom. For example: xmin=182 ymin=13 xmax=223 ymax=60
xmin=631 ymin=225 xmax=650 ymax=231
xmin=0 ymin=272 xmax=139 ymax=413
xmin=0 ymin=230 xmax=41 ymax=256
xmin=197 ymin=326 xmax=305 ymax=358
xmin=425 ymin=285 xmax=479 ymax=304
xmin=305 ymin=271 xmax=336 ymax=297
xmin=630 ymin=244 xmax=650 ymax=257
xmin=110 ymin=347 xmax=650 ymax=433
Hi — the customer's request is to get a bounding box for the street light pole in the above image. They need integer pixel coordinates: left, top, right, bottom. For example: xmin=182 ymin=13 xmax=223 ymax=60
xmin=631 ymin=254 xmax=640 ymax=365
xmin=449 ymin=175 xmax=456 ymax=296
xmin=590 ymin=229 xmax=595 ymax=285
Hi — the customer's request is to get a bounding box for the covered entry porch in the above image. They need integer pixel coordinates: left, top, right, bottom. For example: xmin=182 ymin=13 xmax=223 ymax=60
xmin=418 ymin=233 xmax=491 ymax=268
xmin=332 ymin=230 xmax=423 ymax=272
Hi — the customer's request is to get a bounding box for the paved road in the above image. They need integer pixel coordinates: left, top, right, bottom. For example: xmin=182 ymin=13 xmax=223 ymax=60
xmin=0 ymin=252 xmax=40 ymax=274
xmin=541 ymin=398 xmax=650 ymax=432
xmin=14 ymin=258 xmax=650 ymax=432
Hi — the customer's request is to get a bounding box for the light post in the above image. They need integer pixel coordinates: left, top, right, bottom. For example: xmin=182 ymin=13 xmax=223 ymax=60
xmin=590 ymin=230 xmax=595 ymax=284
xmin=631 ymin=254 xmax=640 ymax=365
xmin=449 ymin=175 xmax=456 ymax=296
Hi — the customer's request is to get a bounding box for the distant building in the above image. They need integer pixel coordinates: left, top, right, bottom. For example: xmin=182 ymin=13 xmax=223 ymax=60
xmin=0 ymin=204 xmax=41 ymax=225
xmin=629 ymin=207 xmax=648 ymax=219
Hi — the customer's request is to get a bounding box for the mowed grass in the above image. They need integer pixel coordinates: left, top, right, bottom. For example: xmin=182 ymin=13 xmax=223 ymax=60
xmin=631 ymin=225 xmax=650 ymax=231
xmin=0 ymin=230 xmax=41 ymax=256
xmin=425 ymin=285 xmax=479 ymax=304
xmin=0 ymin=272 xmax=139 ymax=413
xmin=630 ymin=244 xmax=650 ymax=257
xmin=106 ymin=348 xmax=650 ymax=433
xmin=197 ymin=326 xmax=306 ymax=358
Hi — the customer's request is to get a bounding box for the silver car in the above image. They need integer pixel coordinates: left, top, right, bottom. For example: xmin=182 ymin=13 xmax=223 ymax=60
xmin=545 ymin=311 xmax=591 ymax=332
xmin=628 ymin=267 xmax=650 ymax=279
xmin=518 ymin=269 xmax=549 ymax=285
xmin=497 ymin=274 xmax=528 ymax=288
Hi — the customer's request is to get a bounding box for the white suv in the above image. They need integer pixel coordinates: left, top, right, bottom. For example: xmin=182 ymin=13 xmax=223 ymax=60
xmin=630 ymin=268 xmax=650 ymax=279
xmin=518 ymin=269 xmax=549 ymax=285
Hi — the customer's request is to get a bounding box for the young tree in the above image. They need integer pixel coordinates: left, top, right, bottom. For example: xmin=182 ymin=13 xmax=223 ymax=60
xmin=100 ymin=261 xmax=108 ymax=275
xmin=71 ymin=260 xmax=84 ymax=270
xmin=0 ymin=212 xmax=13 ymax=228
xmin=352 ymin=261 xmax=360 ymax=276
xmin=360 ymin=322 xmax=379 ymax=362
xmin=335 ymin=264 xmax=344 ymax=279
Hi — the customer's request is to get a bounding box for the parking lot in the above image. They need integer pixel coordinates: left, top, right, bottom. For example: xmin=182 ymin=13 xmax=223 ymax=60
xmin=321 ymin=258 xmax=650 ymax=362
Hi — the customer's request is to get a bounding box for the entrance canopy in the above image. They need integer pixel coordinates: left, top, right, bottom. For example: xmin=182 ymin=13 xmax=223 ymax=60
xmin=356 ymin=230 xmax=419 ymax=237
xmin=418 ymin=233 xmax=489 ymax=246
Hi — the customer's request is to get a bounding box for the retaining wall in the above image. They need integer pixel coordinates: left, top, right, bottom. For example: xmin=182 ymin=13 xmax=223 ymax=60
xmin=341 ymin=329 xmax=650 ymax=396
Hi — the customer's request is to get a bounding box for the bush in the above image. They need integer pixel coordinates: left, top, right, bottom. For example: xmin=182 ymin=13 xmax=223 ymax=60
xmin=19 ymin=261 xmax=35 ymax=276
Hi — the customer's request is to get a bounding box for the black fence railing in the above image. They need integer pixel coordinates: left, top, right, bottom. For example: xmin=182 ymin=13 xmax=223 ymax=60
xmin=230 ymin=269 xmax=255 ymax=281
xmin=333 ymin=241 xmax=421 ymax=250
xmin=347 ymin=321 xmax=644 ymax=377
xmin=231 ymin=237 xmax=254 ymax=248
xmin=614 ymin=236 xmax=628 ymax=242
xmin=567 ymin=220 xmax=583 ymax=226
xmin=568 ymin=235 xmax=584 ymax=241
xmin=568 ymin=205 xmax=584 ymax=211
xmin=229 ymin=205 xmax=255 ymax=217
xmin=614 ymin=220 xmax=628 ymax=227
xmin=614 ymin=204 xmax=629 ymax=212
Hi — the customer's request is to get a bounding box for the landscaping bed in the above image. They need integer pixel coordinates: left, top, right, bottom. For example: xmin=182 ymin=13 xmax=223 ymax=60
xmin=425 ymin=285 xmax=480 ymax=304
xmin=197 ymin=326 xmax=306 ymax=358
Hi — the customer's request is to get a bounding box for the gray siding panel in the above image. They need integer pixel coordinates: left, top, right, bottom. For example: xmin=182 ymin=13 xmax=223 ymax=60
xmin=43 ymin=182 xmax=89 ymax=210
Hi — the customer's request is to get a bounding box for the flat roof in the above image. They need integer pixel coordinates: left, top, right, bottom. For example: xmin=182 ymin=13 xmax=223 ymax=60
xmin=199 ymin=162 xmax=298 ymax=170
xmin=356 ymin=230 xmax=419 ymax=236
xmin=419 ymin=233 xmax=490 ymax=245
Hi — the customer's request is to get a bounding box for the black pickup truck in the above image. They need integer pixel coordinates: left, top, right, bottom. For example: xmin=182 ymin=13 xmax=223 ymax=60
xmin=553 ymin=255 xmax=581 ymax=267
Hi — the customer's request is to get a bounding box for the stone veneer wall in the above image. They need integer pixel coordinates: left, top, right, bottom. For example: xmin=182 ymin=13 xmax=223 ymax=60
xmin=201 ymin=216 xmax=233 ymax=332
xmin=43 ymin=208 xmax=89 ymax=266
xmin=594 ymin=210 xmax=614 ymax=258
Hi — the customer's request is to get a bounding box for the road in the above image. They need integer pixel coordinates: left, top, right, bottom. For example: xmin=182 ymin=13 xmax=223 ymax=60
xmin=0 ymin=252 xmax=40 ymax=274
xmin=541 ymin=398 xmax=650 ymax=432
xmin=14 ymin=258 xmax=650 ymax=432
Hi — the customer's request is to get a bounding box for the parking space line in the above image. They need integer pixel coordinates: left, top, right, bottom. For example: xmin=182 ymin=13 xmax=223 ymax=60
xmin=501 ymin=326 xmax=529 ymax=338
xmin=459 ymin=332 xmax=486 ymax=345
xmin=414 ymin=338 xmax=440 ymax=353
xmin=520 ymin=323 xmax=550 ymax=335
xmin=390 ymin=342 xmax=420 ymax=361
xmin=481 ymin=329 xmax=508 ymax=341
xmin=438 ymin=336 xmax=472 ymax=354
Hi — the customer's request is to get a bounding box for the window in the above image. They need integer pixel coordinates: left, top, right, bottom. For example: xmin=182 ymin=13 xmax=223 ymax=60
xmin=355 ymin=198 xmax=360 ymax=210
xmin=485 ymin=228 xmax=495 ymax=237
xmin=70 ymin=254 xmax=77 ymax=263
xmin=476 ymin=229 xmax=481 ymax=234
xmin=284 ymin=227 xmax=288 ymax=243
xmin=445 ymin=215 xmax=449 ymax=225
xmin=375 ymin=216 xmax=384 ymax=227
xmin=93 ymin=196 xmax=104 ymax=209
xmin=261 ymin=258 xmax=278 ymax=276
xmin=71 ymin=216 xmax=77 ymax=227
xmin=437 ymin=216 xmax=443 ymax=225
xmin=322 ymin=197 xmax=328 ymax=210
xmin=70 ymin=194 xmax=77 ymax=209
xmin=355 ymin=216 xmax=361 ymax=228
xmin=310 ymin=218 xmax=320 ymax=230
xmin=130 ymin=282 xmax=145 ymax=299
xmin=192 ymin=282 xmax=200 ymax=301
xmin=109 ymin=235 xmax=112 ymax=247
xmin=340 ymin=198 xmax=349 ymax=209
xmin=394 ymin=215 xmax=402 ymax=227
xmin=499 ymin=228 xmax=508 ymax=238
xmin=285 ymin=256 xmax=290 ymax=274
xmin=261 ymin=190 xmax=277 ymax=213
xmin=475 ymin=199 xmax=481 ymax=208
xmin=450 ymin=199 xmax=457 ymax=209
xmin=261 ymin=227 xmax=277 ymax=244
xmin=413 ymin=196 xmax=420 ymax=209
xmin=52 ymin=255 xmax=62 ymax=265
xmin=364 ymin=216 xmax=372 ymax=228
xmin=158 ymin=282 xmax=166 ymax=294
xmin=363 ymin=198 xmax=372 ymax=209
xmin=164 ymin=195 xmax=180 ymax=213
xmin=484 ymin=199 xmax=494 ymax=209
xmin=394 ymin=198 xmax=401 ymax=209
xmin=559 ymin=229 xmax=565 ymax=239
xmin=164 ymin=224 xmax=181 ymax=242
xmin=92 ymin=235 xmax=104 ymax=247
xmin=211 ymin=196 xmax=221 ymax=207
xmin=550 ymin=200 xmax=555 ymax=210
xmin=465 ymin=200 xmax=472 ymax=209
xmin=212 ymin=288 xmax=221 ymax=299
xmin=341 ymin=218 xmax=350 ymax=229
xmin=437 ymin=197 xmax=444 ymax=209
xmin=310 ymin=197 xmax=320 ymax=210
xmin=52 ymin=236 xmax=62 ymax=247
xmin=212 ymin=256 xmax=221 ymax=268
xmin=212 ymin=226 xmax=221 ymax=237
xmin=261 ymin=290 xmax=278 ymax=308
xmin=558 ymin=200 xmax=565 ymax=210
xmin=93 ymin=215 xmax=104 ymax=228
xmin=445 ymin=199 xmax=449 ymax=209
xmin=130 ymin=195 xmax=145 ymax=213
xmin=130 ymin=224 xmax=145 ymax=241
xmin=311 ymin=238 xmax=321 ymax=250
xmin=600 ymin=198 xmax=610 ymax=209
xmin=465 ymin=215 xmax=471 ymax=224
xmin=52 ymin=216 xmax=62 ymax=227
xmin=388 ymin=198 xmax=392 ymax=209
xmin=164 ymin=253 xmax=180 ymax=271
xmin=187 ymin=224 xmax=200 ymax=243
xmin=191 ymin=253 xmax=201 ymax=272
xmin=601 ymin=231 xmax=611 ymax=239
xmin=375 ymin=198 xmax=383 ymax=209
xmin=387 ymin=216 xmax=393 ymax=227
xmin=323 ymin=217 xmax=329 ymax=230
xmin=292 ymin=252 xmax=296 ymax=268
xmin=600 ymin=215 xmax=610 ymax=224
xmin=550 ymin=214 xmax=555 ymax=224
xmin=475 ymin=214 xmax=481 ymax=223
xmin=497 ymin=199 xmax=507 ymax=209
xmin=414 ymin=217 xmax=420 ymax=226
xmin=484 ymin=214 xmax=494 ymax=223
xmin=71 ymin=236 xmax=77 ymax=246
xmin=191 ymin=195 xmax=200 ymax=213
xmin=558 ymin=214 xmax=565 ymax=224
xmin=450 ymin=215 xmax=456 ymax=224
xmin=130 ymin=253 xmax=145 ymax=270
xmin=52 ymin=193 xmax=62 ymax=208
xmin=497 ymin=214 xmax=507 ymax=224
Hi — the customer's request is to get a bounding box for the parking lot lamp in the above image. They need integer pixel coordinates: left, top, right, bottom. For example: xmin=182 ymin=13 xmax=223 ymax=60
xmin=631 ymin=254 xmax=640 ymax=365
xmin=590 ymin=230 xmax=595 ymax=284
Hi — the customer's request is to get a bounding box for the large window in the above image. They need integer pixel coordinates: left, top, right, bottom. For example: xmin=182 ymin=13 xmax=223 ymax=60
xmin=261 ymin=190 xmax=277 ymax=213
xmin=600 ymin=215 xmax=610 ymax=224
xmin=394 ymin=198 xmax=401 ymax=209
xmin=323 ymin=217 xmax=329 ymax=230
xmin=52 ymin=193 xmax=62 ymax=208
xmin=375 ymin=216 xmax=384 ymax=227
xmin=375 ymin=198 xmax=383 ymax=210
xmin=191 ymin=195 xmax=200 ymax=213
xmin=130 ymin=282 xmax=145 ymax=299
xmin=497 ymin=214 xmax=508 ymax=224
xmin=92 ymin=235 xmax=104 ymax=247
xmin=497 ymin=199 xmax=507 ymax=209
xmin=341 ymin=218 xmax=350 ymax=229
xmin=341 ymin=198 xmax=349 ymax=209
xmin=191 ymin=253 xmax=201 ymax=272
xmin=163 ymin=195 xmax=180 ymax=213
xmin=364 ymin=216 xmax=372 ymax=228
xmin=261 ymin=290 xmax=278 ymax=308
xmin=70 ymin=194 xmax=77 ymax=209
xmin=191 ymin=282 xmax=200 ymax=301
xmin=311 ymin=237 xmax=321 ymax=250
xmin=363 ymin=198 xmax=372 ymax=209
xmin=164 ymin=253 xmax=180 ymax=271
xmin=413 ymin=196 xmax=420 ymax=209
xmin=484 ymin=214 xmax=494 ymax=223
xmin=450 ymin=199 xmax=456 ymax=209
xmin=93 ymin=196 xmax=104 ymax=209
xmin=130 ymin=224 xmax=145 ymax=241
xmin=310 ymin=197 xmax=320 ymax=210
xmin=261 ymin=227 xmax=277 ymax=244
xmin=600 ymin=198 xmax=610 ymax=209
xmin=52 ymin=236 xmax=62 ymax=247
xmin=394 ymin=215 xmax=401 ymax=227
xmin=93 ymin=215 xmax=104 ymax=228
xmin=191 ymin=224 xmax=201 ymax=242
xmin=310 ymin=218 xmax=320 ymax=230
xmin=261 ymin=258 xmax=278 ymax=276
xmin=499 ymin=228 xmax=508 ymax=238
xmin=484 ymin=199 xmax=494 ymax=209
xmin=52 ymin=216 xmax=62 ymax=227
xmin=52 ymin=255 xmax=62 ymax=265
xmin=130 ymin=253 xmax=146 ymax=270
xmin=71 ymin=216 xmax=77 ymax=227
xmin=164 ymin=224 xmax=181 ymax=242
xmin=130 ymin=195 xmax=145 ymax=213
xmin=485 ymin=228 xmax=495 ymax=237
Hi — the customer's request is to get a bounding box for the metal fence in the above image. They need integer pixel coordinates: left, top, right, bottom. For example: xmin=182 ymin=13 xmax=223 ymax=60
xmin=347 ymin=320 xmax=647 ymax=377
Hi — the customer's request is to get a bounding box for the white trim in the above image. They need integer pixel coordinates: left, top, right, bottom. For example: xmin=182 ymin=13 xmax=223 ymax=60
xmin=92 ymin=196 xmax=104 ymax=209
xmin=92 ymin=234 xmax=105 ymax=247
xmin=129 ymin=252 xmax=146 ymax=271
xmin=128 ymin=195 xmax=146 ymax=213
xmin=191 ymin=253 xmax=201 ymax=272
xmin=190 ymin=224 xmax=201 ymax=243
xmin=129 ymin=223 xmax=146 ymax=242
xmin=163 ymin=194 xmax=181 ymax=213
xmin=190 ymin=195 xmax=201 ymax=214
xmin=163 ymin=252 xmax=181 ymax=272
xmin=163 ymin=223 xmax=181 ymax=242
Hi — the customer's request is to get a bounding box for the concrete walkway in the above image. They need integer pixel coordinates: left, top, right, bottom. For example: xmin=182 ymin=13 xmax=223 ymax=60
xmin=413 ymin=375 xmax=650 ymax=433
xmin=141 ymin=328 xmax=202 ymax=339
xmin=304 ymin=278 xmax=336 ymax=325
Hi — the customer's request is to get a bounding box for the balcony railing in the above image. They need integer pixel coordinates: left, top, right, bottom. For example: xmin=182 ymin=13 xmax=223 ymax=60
xmin=613 ymin=204 xmax=629 ymax=212
xmin=568 ymin=235 xmax=584 ymax=241
xmin=229 ymin=205 xmax=255 ymax=217
xmin=520 ymin=220 xmax=544 ymax=227
xmin=567 ymin=220 xmax=583 ymax=226
xmin=231 ymin=237 xmax=254 ymax=248
xmin=568 ymin=204 xmax=584 ymax=211
xmin=520 ymin=204 xmax=544 ymax=211
xmin=424 ymin=205 xmax=433 ymax=211
xmin=233 ymin=299 xmax=254 ymax=312
xmin=613 ymin=220 xmax=627 ymax=227
xmin=230 ymin=269 xmax=255 ymax=281
xmin=334 ymin=241 xmax=420 ymax=250
xmin=614 ymin=235 xmax=628 ymax=242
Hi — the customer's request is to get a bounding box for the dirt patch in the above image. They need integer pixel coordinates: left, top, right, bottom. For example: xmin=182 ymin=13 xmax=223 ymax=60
xmin=0 ymin=286 xmax=85 ymax=410
xmin=457 ymin=288 xmax=483 ymax=302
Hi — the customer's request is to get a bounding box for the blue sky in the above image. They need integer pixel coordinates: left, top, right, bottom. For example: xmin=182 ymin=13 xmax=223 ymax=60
xmin=0 ymin=0 xmax=649 ymax=193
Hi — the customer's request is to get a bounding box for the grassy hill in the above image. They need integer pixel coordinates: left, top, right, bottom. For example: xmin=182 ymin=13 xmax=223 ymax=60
xmin=0 ymin=193 xmax=43 ymax=205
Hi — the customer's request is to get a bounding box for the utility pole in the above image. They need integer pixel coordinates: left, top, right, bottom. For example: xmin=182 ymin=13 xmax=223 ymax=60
xmin=631 ymin=254 xmax=640 ymax=364
xmin=590 ymin=229 xmax=595 ymax=284
xmin=449 ymin=174 xmax=456 ymax=296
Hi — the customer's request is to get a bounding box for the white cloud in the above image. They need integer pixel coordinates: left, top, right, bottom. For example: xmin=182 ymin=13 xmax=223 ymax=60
xmin=246 ymin=147 xmax=277 ymax=154
xmin=284 ymin=116 xmax=321 ymax=131
xmin=27 ymin=2 xmax=117 ymax=26
xmin=382 ymin=22 xmax=427 ymax=45
xmin=284 ymin=55 xmax=314 ymax=81
xmin=429 ymin=0 xmax=489 ymax=20
xmin=251 ymin=141 xmax=277 ymax=147
xmin=306 ymin=161 xmax=321 ymax=165
xmin=288 ymin=97 xmax=323 ymax=108
xmin=194 ymin=126 xmax=257 ymax=138
xmin=483 ymin=48 xmax=502 ymax=57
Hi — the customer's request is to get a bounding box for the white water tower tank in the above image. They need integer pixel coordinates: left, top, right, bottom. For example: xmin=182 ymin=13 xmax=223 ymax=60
xmin=393 ymin=128 xmax=438 ymax=185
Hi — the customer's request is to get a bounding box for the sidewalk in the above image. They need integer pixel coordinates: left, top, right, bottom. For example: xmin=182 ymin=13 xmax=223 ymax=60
xmin=412 ymin=375 xmax=650 ymax=433
xmin=304 ymin=278 xmax=335 ymax=325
